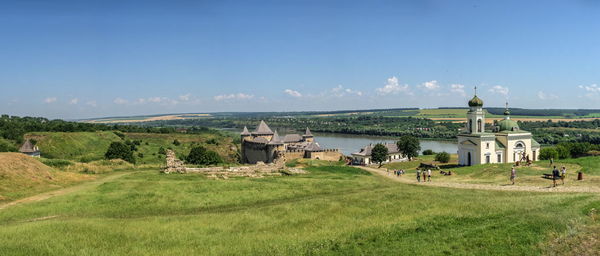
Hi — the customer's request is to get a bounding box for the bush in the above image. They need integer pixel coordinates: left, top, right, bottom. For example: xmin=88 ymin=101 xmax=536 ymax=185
xmin=186 ymin=146 xmax=222 ymax=165
xmin=40 ymin=159 xmax=73 ymax=168
xmin=113 ymin=131 xmax=125 ymax=140
xmin=173 ymin=139 xmax=181 ymax=146
xmin=422 ymin=149 xmax=435 ymax=155
xmin=105 ymin=142 xmax=135 ymax=164
xmin=158 ymin=147 xmax=166 ymax=155
xmin=539 ymin=147 xmax=559 ymax=160
xmin=435 ymin=152 xmax=451 ymax=163
xmin=0 ymin=139 xmax=17 ymax=152
xmin=556 ymin=145 xmax=571 ymax=159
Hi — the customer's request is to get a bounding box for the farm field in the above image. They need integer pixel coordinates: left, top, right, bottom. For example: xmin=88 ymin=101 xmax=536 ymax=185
xmin=0 ymin=160 xmax=598 ymax=255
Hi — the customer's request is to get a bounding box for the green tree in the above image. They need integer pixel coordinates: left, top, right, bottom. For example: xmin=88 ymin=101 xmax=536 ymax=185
xmin=187 ymin=146 xmax=222 ymax=165
xmin=105 ymin=142 xmax=135 ymax=164
xmin=539 ymin=147 xmax=559 ymax=160
xmin=422 ymin=149 xmax=435 ymax=155
xmin=371 ymin=143 xmax=388 ymax=168
xmin=397 ymin=136 xmax=421 ymax=161
xmin=555 ymin=145 xmax=571 ymax=159
xmin=435 ymin=152 xmax=451 ymax=163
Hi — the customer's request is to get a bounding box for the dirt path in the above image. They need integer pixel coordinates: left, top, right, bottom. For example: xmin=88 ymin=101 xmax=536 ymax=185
xmin=359 ymin=166 xmax=600 ymax=193
xmin=0 ymin=171 xmax=133 ymax=211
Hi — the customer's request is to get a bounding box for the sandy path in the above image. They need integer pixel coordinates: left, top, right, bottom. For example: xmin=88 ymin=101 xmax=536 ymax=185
xmin=358 ymin=166 xmax=600 ymax=193
xmin=0 ymin=172 xmax=133 ymax=211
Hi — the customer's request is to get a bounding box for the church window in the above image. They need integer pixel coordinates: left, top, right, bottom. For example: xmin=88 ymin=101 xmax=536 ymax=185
xmin=497 ymin=154 xmax=502 ymax=163
xmin=486 ymin=143 xmax=489 ymax=149
xmin=477 ymin=119 xmax=482 ymax=133
xmin=469 ymin=120 xmax=473 ymax=133
xmin=486 ymin=155 xmax=490 ymax=164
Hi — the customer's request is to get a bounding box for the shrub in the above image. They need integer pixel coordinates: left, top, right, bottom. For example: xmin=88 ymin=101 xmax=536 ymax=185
xmin=158 ymin=147 xmax=166 ymax=155
xmin=0 ymin=139 xmax=17 ymax=152
xmin=556 ymin=145 xmax=571 ymax=159
xmin=539 ymin=147 xmax=559 ymax=160
xmin=105 ymin=142 xmax=135 ymax=164
xmin=187 ymin=146 xmax=222 ymax=165
xmin=422 ymin=149 xmax=435 ymax=155
xmin=113 ymin=131 xmax=125 ymax=140
xmin=173 ymin=139 xmax=181 ymax=146
xmin=40 ymin=159 xmax=73 ymax=168
xmin=435 ymin=152 xmax=451 ymax=163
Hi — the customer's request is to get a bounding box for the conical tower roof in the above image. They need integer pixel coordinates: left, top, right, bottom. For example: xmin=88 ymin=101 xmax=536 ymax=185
xmin=240 ymin=126 xmax=251 ymax=136
xmin=303 ymin=127 xmax=313 ymax=137
xmin=269 ymin=130 xmax=283 ymax=145
xmin=304 ymin=141 xmax=322 ymax=152
xmin=252 ymin=120 xmax=274 ymax=135
xmin=19 ymin=139 xmax=38 ymax=153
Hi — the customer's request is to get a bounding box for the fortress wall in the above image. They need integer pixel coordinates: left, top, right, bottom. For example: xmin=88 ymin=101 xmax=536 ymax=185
xmin=282 ymin=150 xmax=305 ymax=161
xmin=307 ymin=151 xmax=343 ymax=161
xmin=243 ymin=142 xmax=274 ymax=164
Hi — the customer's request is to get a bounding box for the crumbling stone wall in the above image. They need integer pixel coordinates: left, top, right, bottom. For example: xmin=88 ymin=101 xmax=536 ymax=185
xmin=163 ymin=150 xmax=186 ymax=174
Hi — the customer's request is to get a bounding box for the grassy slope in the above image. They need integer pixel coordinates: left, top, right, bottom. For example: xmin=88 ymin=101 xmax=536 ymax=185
xmin=384 ymin=155 xmax=600 ymax=187
xmin=26 ymin=131 xmax=121 ymax=161
xmin=0 ymin=163 xmax=598 ymax=255
xmin=0 ymin=153 xmax=94 ymax=202
xmin=25 ymin=131 xmax=238 ymax=165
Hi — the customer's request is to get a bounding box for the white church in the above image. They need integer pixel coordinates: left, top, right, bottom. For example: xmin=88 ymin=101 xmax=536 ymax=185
xmin=457 ymin=91 xmax=541 ymax=166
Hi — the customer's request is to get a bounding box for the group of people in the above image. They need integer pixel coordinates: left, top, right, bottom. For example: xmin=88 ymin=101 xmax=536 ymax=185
xmin=551 ymin=166 xmax=568 ymax=187
xmin=509 ymin=165 xmax=567 ymax=187
xmin=392 ymin=169 xmax=405 ymax=177
xmin=416 ymin=169 xmax=432 ymax=182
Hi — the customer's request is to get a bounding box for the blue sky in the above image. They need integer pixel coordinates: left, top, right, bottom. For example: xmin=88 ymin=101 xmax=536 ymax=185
xmin=1 ymin=0 xmax=600 ymax=119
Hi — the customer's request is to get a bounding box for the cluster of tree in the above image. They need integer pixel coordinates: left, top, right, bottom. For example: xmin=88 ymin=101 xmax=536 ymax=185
xmin=434 ymin=152 xmax=451 ymax=163
xmin=370 ymin=136 xmax=422 ymax=167
xmin=105 ymin=142 xmax=136 ymax=164
xmin=487 ymin=108 xmax=600 ymax=117
xmin=538 ymin=142 xmax=600 ymax=160
xmin=186 ymin=146 xmax=222 ymax=165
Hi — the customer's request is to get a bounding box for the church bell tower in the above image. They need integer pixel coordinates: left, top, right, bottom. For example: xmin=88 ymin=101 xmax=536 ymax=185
xmin=466 ymin=87 xmax=485 ymax=134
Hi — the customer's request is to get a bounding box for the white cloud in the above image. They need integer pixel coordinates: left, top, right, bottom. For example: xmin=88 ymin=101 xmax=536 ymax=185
xmin=450 ymin=84 xmax=466 ymax=96
xmin=86 ymin=101 xmax=97 ymax=107
xmin=44 ymin=97 xmax=57 ymax=104
xmin=579 ymin=84 xmax=600 ymax=93
xmin=537 ymin=91 xmax=559 ymax=100
xmin=331 ymin=85 xmax=362 ymax=97
xmin=214 ymin=93 xmax=255 ymax=101
xmin=178 ymin=93 xmax=191 ymax=101
xmin=284 ymin=89 xmax=302 ymax=98
xmin=489 ymin=85 xmax=509 ymax=96
xmin=69 ymin=98 xmax=79 ymax=105
xmin=113 ymin=98 xmax=128 ymax=105
xmin=376 ymin=76 xmax=410 ymax=95
xmin=419 ymin=80 xmax=440 ymax=90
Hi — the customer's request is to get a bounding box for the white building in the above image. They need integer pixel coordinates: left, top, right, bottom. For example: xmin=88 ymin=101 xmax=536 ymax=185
xmin=352 ymin=143 xmax=407 ymax=165
xmin=457 ymin=93 xmax=540 ymax=166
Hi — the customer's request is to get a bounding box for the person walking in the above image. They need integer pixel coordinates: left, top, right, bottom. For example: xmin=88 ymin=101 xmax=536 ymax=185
xmin=561 ymin=166 xmax=567 ymax=185
xmin=422 ymin=169 xmax=427 ymax=182
xmin=427 ymin=169 xmax=432 ymax=182
xmin=510 ymin=166 xmax=516 ymax=185
xmin=552 ymin=166 xmax=560 ymax=187
xmin=416 ymin=169 xmax=421 ymax=182
xmin=550 ymin=158 xmax=554 ymax=167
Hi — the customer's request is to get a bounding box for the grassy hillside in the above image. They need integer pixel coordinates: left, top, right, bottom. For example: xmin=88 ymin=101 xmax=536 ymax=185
xmin=0 ymin=162 xmax=597 ymax=255
xmin=0 ymin=153 xmax=94 ymax=202
xmin=26 ymin=132 xmax=121 ymax=161
xmin=25 ymin=131 xmax=238 ymax=165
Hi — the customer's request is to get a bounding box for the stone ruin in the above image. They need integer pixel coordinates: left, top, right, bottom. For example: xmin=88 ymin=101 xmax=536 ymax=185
xmin=162 ymin=149 xmax=306 ymax=179
xmin=163 ymin=150 xmax=186 ymax=174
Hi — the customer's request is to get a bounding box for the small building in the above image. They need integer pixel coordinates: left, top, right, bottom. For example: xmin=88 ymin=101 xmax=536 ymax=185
xmin=19 ymin=139 xmax=41 ymax=157
xmin=351 ymin=143 xmax=407 ymax=165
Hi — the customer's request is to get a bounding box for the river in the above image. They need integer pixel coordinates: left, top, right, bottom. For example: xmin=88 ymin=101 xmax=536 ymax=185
xmin=313 ymin=133 xmax=458 ymax=156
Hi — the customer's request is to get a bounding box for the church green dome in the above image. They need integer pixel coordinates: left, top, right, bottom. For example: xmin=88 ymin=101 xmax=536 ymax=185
xmin=497 ymin=119 xmax=520 ymax=132
xmin=468 ymin=95 xmax=484 ymax=107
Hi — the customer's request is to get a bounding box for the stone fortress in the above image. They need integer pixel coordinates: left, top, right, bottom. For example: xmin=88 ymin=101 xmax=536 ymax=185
xmin=240 ymin=121 xmax=342 ymax=164
xmin=457 ymin=89 xmax=541 ymax=166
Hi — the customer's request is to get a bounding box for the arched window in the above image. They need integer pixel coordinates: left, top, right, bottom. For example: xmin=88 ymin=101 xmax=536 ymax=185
xmin=469 ymin=119 xmax=473 ymax=133
xmin=477 ymin=119 xmax=482 ymax=133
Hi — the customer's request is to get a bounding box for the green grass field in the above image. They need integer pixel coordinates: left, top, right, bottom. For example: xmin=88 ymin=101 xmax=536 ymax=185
xmin=0 ymin=160 xmax=598 ymax=255
xmin=25 ymin=131 xmax=238 ymax=165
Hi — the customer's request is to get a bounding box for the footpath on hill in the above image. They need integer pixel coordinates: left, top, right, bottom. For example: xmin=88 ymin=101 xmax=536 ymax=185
xmin=358 ymin=166 xmax=600 ymax=193
xmin=0 ymin=171 xmax=133 ymax=211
